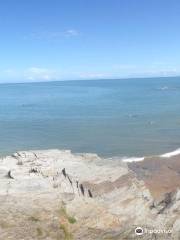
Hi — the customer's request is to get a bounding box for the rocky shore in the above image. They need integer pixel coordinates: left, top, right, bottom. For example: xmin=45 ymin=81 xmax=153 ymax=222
xmin=0 ymin=149 xmax=180 ymax=239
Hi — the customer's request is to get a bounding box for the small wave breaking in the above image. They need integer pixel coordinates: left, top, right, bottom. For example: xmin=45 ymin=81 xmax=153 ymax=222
xmin=121 ymin=148 xmax=180 ymax=163
xmin=160 ymin=148 xmax=180 ymax=158
xmin=122 ymin=157 xmax=145 ymax=163
xmin=159 ymin=86 xmax=169 ymax=91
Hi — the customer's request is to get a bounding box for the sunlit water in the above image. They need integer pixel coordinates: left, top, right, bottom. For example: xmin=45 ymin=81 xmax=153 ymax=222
xmin=1 ymin=77 xmax=180 ymax=158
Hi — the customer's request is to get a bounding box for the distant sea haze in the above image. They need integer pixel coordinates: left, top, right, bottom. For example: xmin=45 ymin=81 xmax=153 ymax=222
xmin=0 ymin=77 xmax=180 ymax=158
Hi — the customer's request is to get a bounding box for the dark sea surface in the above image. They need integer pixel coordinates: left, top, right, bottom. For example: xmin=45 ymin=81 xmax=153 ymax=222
xmin=1 ymin=77 xmax=180 ymax=157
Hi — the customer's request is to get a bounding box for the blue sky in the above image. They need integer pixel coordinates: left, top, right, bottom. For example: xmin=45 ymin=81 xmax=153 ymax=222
xmin=0 ymin=0 xmax=180 ymax=82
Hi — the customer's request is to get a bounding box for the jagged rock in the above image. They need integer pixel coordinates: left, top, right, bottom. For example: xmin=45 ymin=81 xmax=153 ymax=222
xmin=0 ymin=149 xmax=179 ymax=239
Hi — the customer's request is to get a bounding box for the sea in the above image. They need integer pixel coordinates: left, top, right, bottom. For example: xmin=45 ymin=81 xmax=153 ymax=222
xmin=1 ymin=77 xmax=180 ymax=158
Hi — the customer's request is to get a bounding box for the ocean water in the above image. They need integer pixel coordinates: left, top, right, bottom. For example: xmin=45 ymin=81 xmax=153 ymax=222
xmin=0 ymin=77 xmax=180 ymax=158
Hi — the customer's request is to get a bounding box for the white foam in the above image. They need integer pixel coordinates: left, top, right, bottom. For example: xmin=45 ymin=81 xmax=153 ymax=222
xmin=160 ymin=148 xmax=180 ymax=158
xmin=160 ymin=86 xmax=168 ymax=90
xmin=122 ymin=157 xmax=145 ymax=163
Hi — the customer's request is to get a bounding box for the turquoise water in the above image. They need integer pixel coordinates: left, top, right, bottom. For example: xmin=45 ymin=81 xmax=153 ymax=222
xmin=0 ymin=77 xmax=180 ymax=157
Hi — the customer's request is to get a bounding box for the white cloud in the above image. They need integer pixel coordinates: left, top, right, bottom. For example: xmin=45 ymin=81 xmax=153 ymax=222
xmin=150 ymin=68 xmax=179 ymax=77
xmin=25 ymin=29 xmax=80 ymax=40
xmin=79 ymin=72 xmax=107 ymax=79
xmin=63 ymin=29 xmax=79 ymax=37
xmin=111 ymin=63 xmax=180 ymax=78
xmin=1 ymin=64 xmax=180 ymax=83
xmin=24 ymin=67 xmax=57 ymax=81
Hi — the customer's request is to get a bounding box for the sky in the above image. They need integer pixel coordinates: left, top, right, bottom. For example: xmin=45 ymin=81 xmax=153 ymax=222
xmin=0 ymin=0 xmax=180 ymax=83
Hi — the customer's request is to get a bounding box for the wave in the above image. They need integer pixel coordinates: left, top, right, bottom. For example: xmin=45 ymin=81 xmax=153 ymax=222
xmin=159 ymin=86 xmax=169 ymax=91
xmin=160 ymin=148 xmax=180 ymax=158
xmin=122 ymin=157 xmax=145 ymax=163
xmin=157 ymin=86 xmax=180 ymax=91
xmin=121 ymin=148 xmax=180 ymax=163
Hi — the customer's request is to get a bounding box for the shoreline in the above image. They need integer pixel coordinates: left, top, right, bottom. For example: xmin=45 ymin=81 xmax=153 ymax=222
xmin=1 ymin=146 xmax=180 ymax=163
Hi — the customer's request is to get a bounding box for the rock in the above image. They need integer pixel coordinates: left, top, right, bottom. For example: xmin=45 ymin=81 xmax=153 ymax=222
xmin=0 ymin=149 xmax=179 ymax=239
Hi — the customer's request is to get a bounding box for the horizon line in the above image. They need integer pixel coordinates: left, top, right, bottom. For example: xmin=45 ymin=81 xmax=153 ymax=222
xmin=0 ymin=75 xmax=180 ymax=85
